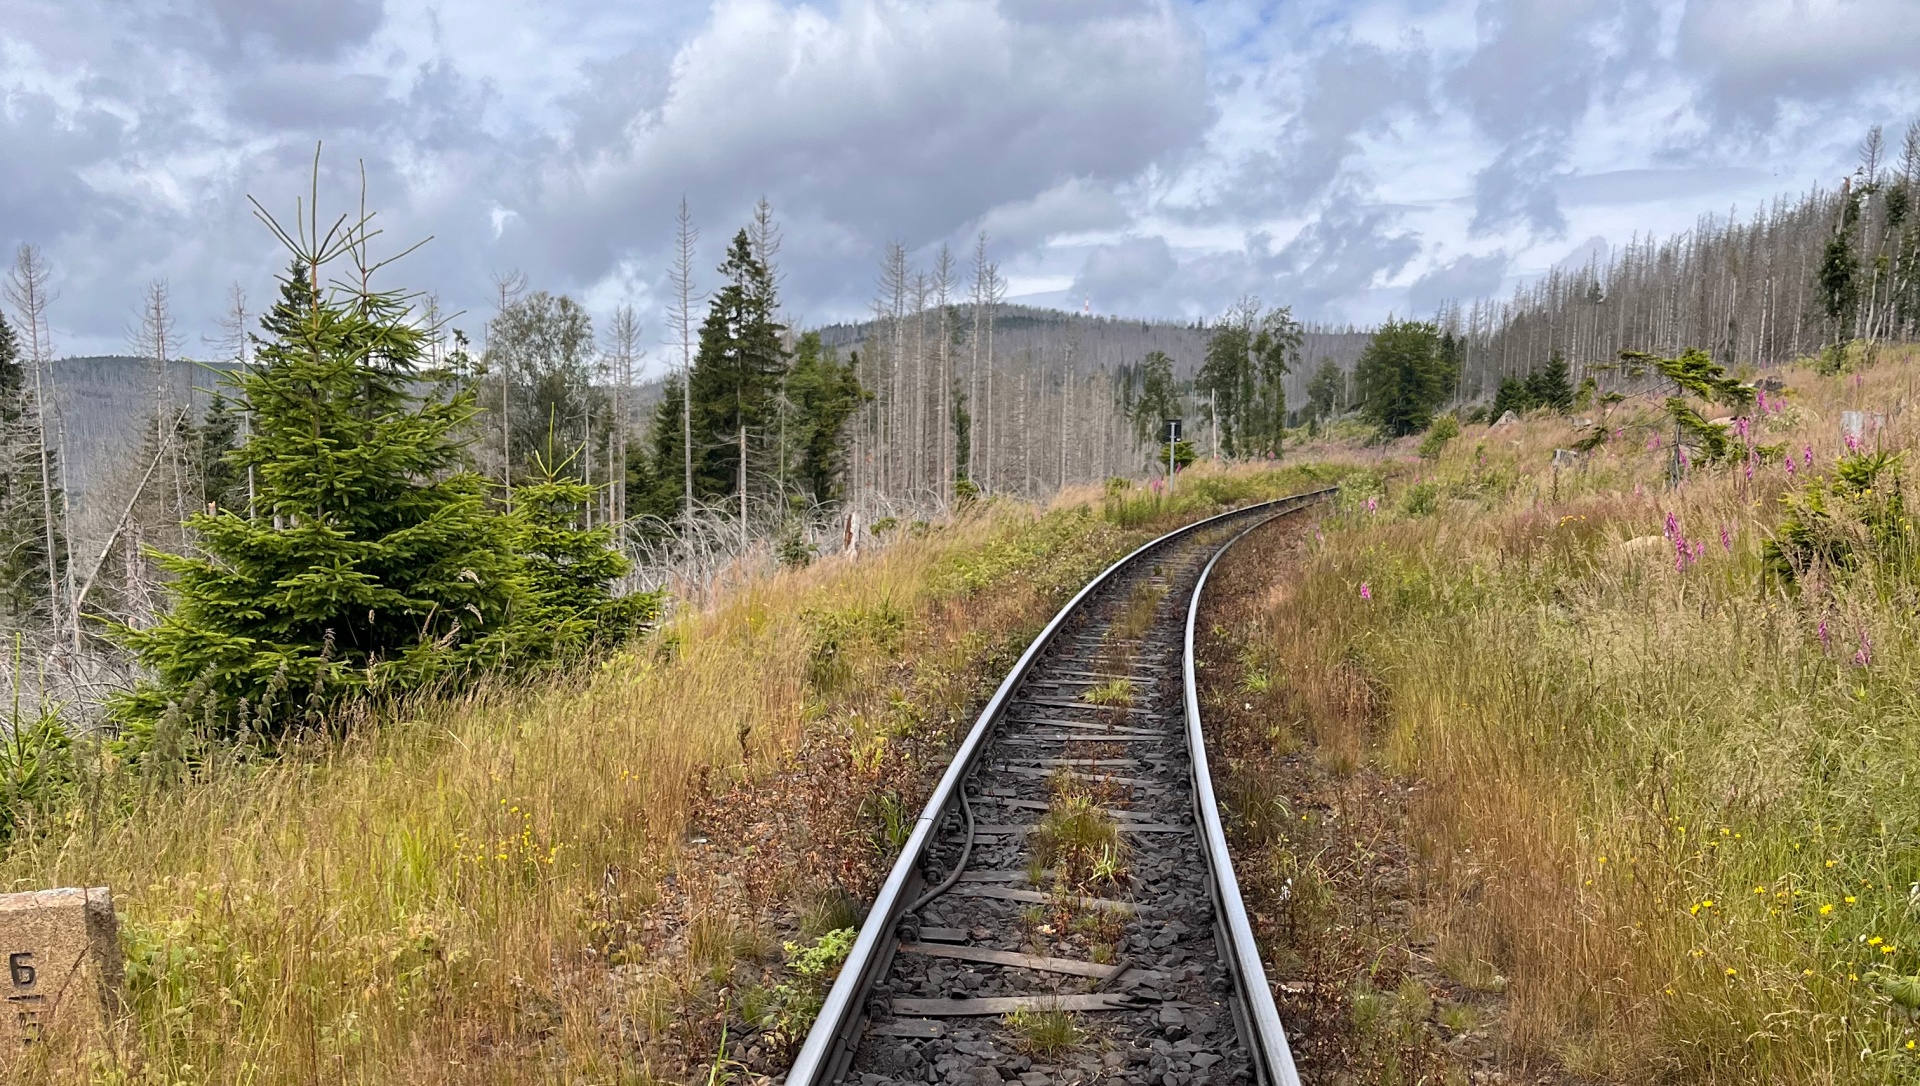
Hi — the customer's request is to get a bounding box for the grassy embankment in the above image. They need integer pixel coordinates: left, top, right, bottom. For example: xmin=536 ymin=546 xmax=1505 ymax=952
xmin=1214 ymin=347 xmax=1920 ymax=1084
xmin=0 ymin=461 xmax=1345 ymax=1084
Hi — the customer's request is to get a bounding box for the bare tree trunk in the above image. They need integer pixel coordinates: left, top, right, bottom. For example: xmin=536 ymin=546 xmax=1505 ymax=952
xmin=489 ymin=269 xmax=527 ymax=509
xmin=6 ymin=245 xmax=61 ymax=635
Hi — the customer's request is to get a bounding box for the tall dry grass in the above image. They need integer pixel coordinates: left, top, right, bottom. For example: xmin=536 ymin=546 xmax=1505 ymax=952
xmin=0 ymin=461 xmax=1338 ymax=1084
xmin=1240 ymin=349 xmax=1920 ymax=1083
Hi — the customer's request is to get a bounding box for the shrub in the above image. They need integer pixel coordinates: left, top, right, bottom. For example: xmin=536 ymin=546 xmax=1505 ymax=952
xmin=1763 ymin=449 xmax=1909 ymax=582
xmin=1417 ymin=414 xmax=1460 ymax=460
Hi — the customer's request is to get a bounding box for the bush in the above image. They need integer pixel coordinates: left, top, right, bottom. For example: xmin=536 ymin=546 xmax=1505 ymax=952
xmin=0 ymin=710 xmax=73 ymax=842
xmin=1399 ymin=481 xmax=1441 ymax=517
xmin=1417 ymin=414 xmax=1461 ymax=460
xmin=1763 ymin=449 xmax=1909 ymax=582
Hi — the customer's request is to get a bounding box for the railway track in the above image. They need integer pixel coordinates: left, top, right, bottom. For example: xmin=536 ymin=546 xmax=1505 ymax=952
xmin=786 ymin=491 xmax=1331 ymax=1086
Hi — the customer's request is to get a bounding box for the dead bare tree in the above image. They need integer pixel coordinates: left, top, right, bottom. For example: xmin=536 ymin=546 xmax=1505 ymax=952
xmin=670 ymin=199 xmax=702 ymax=525
xmin=607 ymin=305 xmax=642 ymax=526
xmin=4 ymin=245 xmax=62 ymax=641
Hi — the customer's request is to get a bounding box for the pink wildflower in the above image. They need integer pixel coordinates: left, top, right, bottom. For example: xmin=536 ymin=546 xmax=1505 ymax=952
xmin=1818 ymin=619 xmax=1830 ymax=652
xmin=1803 ymin=445 xmax=1814 ymax=467
xmin=1755 ymin=389 xmax=1767 ymax=413
xmin=1853 ymin=630 xmax=1873 ymax=668
xmin=1692 ymin=541 xmax=1705 ymax=561
xmin=1365 ymin=497 xmax=1378 ymax=513
xmin=1359 ymin=582 xmax=1372 ymax=601
xmin=1720 ymin=525 xmax=1732 ymax=552
xmin=1786 ymin=457 xmax=1797 ymax=478
xmin=1846 ymin=431 xmax=1861 ymax=453
xmin=1744 ymin=455 xmax=1755 ymax=480
xmin=1735 ymin=417 xmax=1751 ymax=440
xmin=1664 ymin=512 xmax=1680 ymax=540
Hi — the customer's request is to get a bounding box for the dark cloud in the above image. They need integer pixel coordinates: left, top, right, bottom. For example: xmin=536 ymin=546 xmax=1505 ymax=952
xmin=1252 ymin=200 xmax=1422 ymax=318
xmin=199 ymin=0 xmax=385 ymax=60
xmin=1472 ymin=139 xmax=1567 ymax=236
xmin=1680 ymin=0 xmax=1920 ymax=124
xmin=1067 ymin=236 xmax=1179 ymax=316
xmin=0 ymin=92 xmax=130 ymax=254
xmin=1185 ymin=40 xmax=1429 ymax=223
xmin=1557 ymin=166 xmax=1766 ymax=207
xmin=1069 ymin=194 xmax=1419 ymax=322
xmin=1449 ymin=0 xmax=1662 ymax=235
xmin=227 ymin=67 xmax=392 ymax=131
xmin=534 ymin=0 xmax=1212 ymax=318
xmin=974 ymin=179 xmax=1131 ymax=253
xmin=1406 ymin=251 xmax=1510 ymax=315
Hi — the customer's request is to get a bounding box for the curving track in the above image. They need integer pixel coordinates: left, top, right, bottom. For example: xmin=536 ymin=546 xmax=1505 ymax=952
xmin=786 ymin=492 xmax=1330 ymax=1086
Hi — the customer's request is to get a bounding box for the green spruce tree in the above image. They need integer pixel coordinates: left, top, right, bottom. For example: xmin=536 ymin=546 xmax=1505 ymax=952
xmin=1305 ymin=360 xmax=1344 ymax=425
xmin=782 ymin=332 xmax=866 ymax=505
xmin=1523 ymin=353 xmax=1575 ymax=413
xmin=689 ymin=230 xmax=789 ymax=500
xmin=628 ymin=375 xmax=688 ymax=526
xmin=1354 ymin=319 xmax=1453 ymax=436
xmin=1490 ymin=375 xmax=1532 ymax=420
xmin=110 ymin=241 xmax=525 ymax=738
xmin=511 ymin=448 xmax=661 ymax=660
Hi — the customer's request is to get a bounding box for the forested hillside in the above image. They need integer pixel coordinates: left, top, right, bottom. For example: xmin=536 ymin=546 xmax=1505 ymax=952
xmin=1443 ymin=123 xmax=1920 ymax=400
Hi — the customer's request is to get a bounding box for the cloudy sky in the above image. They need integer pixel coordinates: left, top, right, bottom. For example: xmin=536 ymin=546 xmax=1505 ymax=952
xmin=3 ymin=0 xmax=1917 ymax=366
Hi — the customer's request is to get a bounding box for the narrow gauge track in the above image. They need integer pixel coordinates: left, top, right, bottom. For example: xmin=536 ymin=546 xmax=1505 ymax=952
xmin=787 ymin=492 xmax=1330 ymax=1086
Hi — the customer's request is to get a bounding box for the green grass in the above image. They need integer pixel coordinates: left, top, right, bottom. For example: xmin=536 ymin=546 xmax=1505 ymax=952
xmin=1240 ymin=348 xmax=1920 ymax=1082
xmin=1002 ymin=1005 xmax=1083 ymax=1056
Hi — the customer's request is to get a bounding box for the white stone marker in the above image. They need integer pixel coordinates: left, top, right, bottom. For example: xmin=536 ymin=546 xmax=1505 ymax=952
xmin=0 ymin=887 xmax=121 ymax=1053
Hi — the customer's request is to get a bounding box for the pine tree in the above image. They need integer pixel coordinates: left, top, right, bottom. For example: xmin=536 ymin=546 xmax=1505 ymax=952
xmin=1305 ymin=360 xmax=1344 ymax=424
xmin=1490 ymin=375 xmax=1532 ymax=420
xmin=1524 ymin=353 xmax=1575 ymax=413
xmin=783 ymin=332 xmax=866 ymax=505
xmin=511 ymin=450 xmax=660 ymax=660
xmin=628 ymin=374 xmax=688 ymax=526
xmin=109 ymin=250 xmax=525 ymax=737
xmin=689 ymin=230 xmax=789 ymax=500
xmin=1354 ymin=319 xmax=1452 ymax=436
xmin=196 ymin=392 xmax=245 ymax=513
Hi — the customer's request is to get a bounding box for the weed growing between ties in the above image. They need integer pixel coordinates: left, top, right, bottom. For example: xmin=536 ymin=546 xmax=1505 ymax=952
xmin=1003 ymin=1005 xmax=1084 ymax=1057
xmin=1216 ymin=349 xmax=1920 ymax=1085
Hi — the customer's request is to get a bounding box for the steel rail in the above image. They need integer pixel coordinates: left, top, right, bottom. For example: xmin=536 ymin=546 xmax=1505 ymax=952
xmin=1183 ymin=495 xmax=1325 ymax=1086
xmin=786 ymin=487 xmax=1335 ymax=1084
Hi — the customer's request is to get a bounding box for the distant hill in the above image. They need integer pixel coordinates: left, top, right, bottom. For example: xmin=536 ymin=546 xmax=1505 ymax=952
xmin=815 ymin=304 xmax=1371 ymax=404
xmin=46 ymin=356 xmax=236 ymax=516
